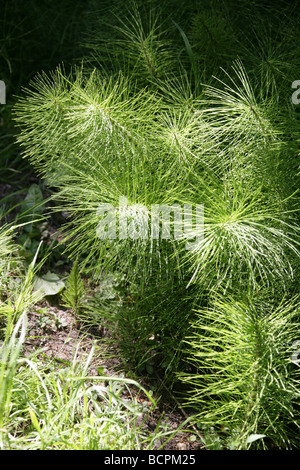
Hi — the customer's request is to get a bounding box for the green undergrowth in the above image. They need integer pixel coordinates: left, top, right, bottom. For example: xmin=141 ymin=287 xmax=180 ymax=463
xmin=0 ymin=315 xmax=182 ymax=450
xmin=0 ymin=224 xmax=187 ymax=450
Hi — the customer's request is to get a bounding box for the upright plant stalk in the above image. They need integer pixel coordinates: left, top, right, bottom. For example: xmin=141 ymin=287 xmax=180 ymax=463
xmin=180 ymin=296 xmax=300 ymax=449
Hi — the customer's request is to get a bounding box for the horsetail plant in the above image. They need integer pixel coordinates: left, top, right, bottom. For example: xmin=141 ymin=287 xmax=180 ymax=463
xmin=179 ymin=295 xmax=300 ymax=450
xmin=12 ymin=0 xmax=300 ymax=449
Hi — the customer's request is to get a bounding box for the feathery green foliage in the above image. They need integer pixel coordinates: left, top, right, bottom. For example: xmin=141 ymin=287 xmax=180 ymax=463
xmin=61 ymin=258 xmax=85 ymax=314
xmin=11 ymin=0 xmax=300 ymax=449
xmin=180 ymin=295 xmax=300 ymax=449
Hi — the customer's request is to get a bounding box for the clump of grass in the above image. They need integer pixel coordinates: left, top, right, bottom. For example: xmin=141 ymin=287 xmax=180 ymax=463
xmin=0 ymin=220 xmax=21 ymax=301
xmin=0 ymin=218 xmax=44 ymax=338
xmin=0 ymin=315 xmax=181 ymax=450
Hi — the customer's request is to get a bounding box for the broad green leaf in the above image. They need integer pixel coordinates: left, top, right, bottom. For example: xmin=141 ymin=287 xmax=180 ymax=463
xmin=21 ymin=184 xmax=45 ymax=215
xmin=34 ymin=271 xmax=65 ymax=296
